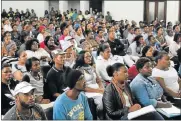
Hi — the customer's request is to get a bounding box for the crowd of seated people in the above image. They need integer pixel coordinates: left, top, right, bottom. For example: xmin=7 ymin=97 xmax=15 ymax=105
xmin=1 ymin=7 xmax=181 ymax=120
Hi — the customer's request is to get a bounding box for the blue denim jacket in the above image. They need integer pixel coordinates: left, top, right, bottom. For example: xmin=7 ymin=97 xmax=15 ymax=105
xmin=130 ymin=74 xmax=163 ymax=107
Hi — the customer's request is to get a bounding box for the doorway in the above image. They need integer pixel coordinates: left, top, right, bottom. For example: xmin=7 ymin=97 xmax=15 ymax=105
xmin=89 ymin=0 xmax=103 ymax=12
xmin=144 ymin=0 xmax=167 ymax=24
xmin=49 ymin=0 xmax=59 ymax=11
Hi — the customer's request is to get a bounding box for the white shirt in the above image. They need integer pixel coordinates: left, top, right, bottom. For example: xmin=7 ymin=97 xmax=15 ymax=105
xmin=128 ymin=41 xmax=142 ymax=57
xmin=165 ymin=35 xmax=173 ymax=46
xmin=25 ymin=48 xmax=50 ymax=66
xmin=142 ymin=32 xmax=148 ymax=41
xmin=96 ymin=55 xmax=121 ymax=81
xmin=11 ymin=63 xmax=27 ymax=74
xmin=37 ymin=33 xmax=44 ymax=43
xmin=84 ymin=14 xmax=91 ymax=20
xmin=4 ymin=24 xmax=12 ymax=32
xmin=152 ymin=67 xmax=179 ymax=93
xmin=127 ymin=33 xmax=135 ymax=44
xmin=123 ymin=92 xmax=131 ymax=107
xmin=169 ymin=41 xmax=180 ymax=58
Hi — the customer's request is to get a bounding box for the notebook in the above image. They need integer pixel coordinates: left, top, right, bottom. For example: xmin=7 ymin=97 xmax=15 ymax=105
xmin=128 ymin=105 xmax=156 ymax=119
xmin=156 ymin=105 xmax=181 ymax=118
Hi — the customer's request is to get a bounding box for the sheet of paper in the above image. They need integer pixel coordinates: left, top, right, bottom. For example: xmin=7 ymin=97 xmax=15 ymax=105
xmin=128 ymin=105 xmax=156 ymax=119
xmin=85 ymin=92 xmax=103 ymax=98
xmin=157 ymin=105 xmax=181 ymax=114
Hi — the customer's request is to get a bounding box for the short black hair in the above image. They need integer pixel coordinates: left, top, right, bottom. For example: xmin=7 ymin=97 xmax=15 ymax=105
xmin=177 ymin=48 xmax=181 ymax=63
xmin=25 ymin=57 xmax=40 ymax=72
xmin=155 ymin=51 xmax=168 ymax=63
xmin=25 ymin=38 xmax=39 ymax=50
xmin=125 ymin=24 xmax=130 ymax=29
xmin=106 ymin=63 xmax=125 ymax=77
xmin=173 ymin=33 xmax=181 ymax=42
xmin=148 ymin=35 xmax=153 ymax=41
xmin=55 ymin=26 xmax=60 ymax=31
xmin=1 ymin=63 xmax=11 ymax=70
xmin=141 ymin=46 xmax=152 ymax=57
xmin=97 ymin=28 xmax=103 ymax=34
xmin=173 ymin=24 xmax=179 ymax=30
xmin=134 ymin=27 xmax=140 ymax=32
xmin=143 ymin=25 xmax=148 ymax=28
xmin=44 ymin=35 xmax=53 ymax=46
xmin=4 ymin=31 xmax=11 ymax=37
xmin=136 ymin=57 xmax=151 ymax=71
xmin=97 ymin=42 xmax=110 ymax=56
xmin=85 ymin=30 xmax=92 ymax=36
xmin=66 ymin=69 xmax=83 ymax=89
xmin=60 ymin=22 xmax=69 ymax=34
xmin=156 ymin=26 xmax=162 ymax=32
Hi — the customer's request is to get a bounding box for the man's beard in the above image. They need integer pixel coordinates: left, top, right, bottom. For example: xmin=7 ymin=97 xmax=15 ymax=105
xmin=20 ymin=99 xmax=35 ymax=109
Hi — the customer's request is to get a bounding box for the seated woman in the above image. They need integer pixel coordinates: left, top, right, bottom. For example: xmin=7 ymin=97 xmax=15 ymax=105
xmin=152 ymin=51 xmax=181 ymax=108
xmin=25 ymin=57 xmax=50 ymax=104
xmin=44 ymin=35 xmax=59 ymax=54
xmin=25 ymin=38 xmax=52 ymax=66
xmin=128 ymin=45 xmax=155 ymax=80
xmin=96 ymin=42 xmax=123 ymax=86
xmin=169 ymin=33 xmax=181 ymax=71
xmin=103 ymin=63 xmax=164 ymax=120
xmin=1 ymin=63 xmax=18 ymax=115
xmin=130 ymin=57 xmax=172 ymax=108
xmin=11 ymin=51 xmax=27 ymax=80
xmin=128 ymin=35 xmax=145 ymax=57
xmin=178 ymin=48 xmax=181 ymax=77
xmin=73 ymin=50 xmax=104 ymax=119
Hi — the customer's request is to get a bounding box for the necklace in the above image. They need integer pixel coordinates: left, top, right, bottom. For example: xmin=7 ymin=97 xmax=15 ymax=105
xmin=16 ymin=108 xmax=34 ymax=120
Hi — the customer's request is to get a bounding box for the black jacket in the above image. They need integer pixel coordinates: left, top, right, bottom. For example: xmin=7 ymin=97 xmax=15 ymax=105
xmin=107 ymin=39 xmax=126 ymax=56
xmin=103 ymin=82 xmax=136 ymax=120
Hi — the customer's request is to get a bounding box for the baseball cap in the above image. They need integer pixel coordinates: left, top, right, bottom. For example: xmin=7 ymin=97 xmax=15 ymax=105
xmin=64 ymin=36 xmax=74 ymax=41
xmin=160 ymin=20 xmax=164 ymax=23
xmin=51 ymin=49 xmax=67 ymax=58
xmin=39 ymin=26 xmax=46 ymax=32
xmin=13 ymin=82 xmax=36 ymax=96
xmin=149 ymin=24 xmax=154 ymax=27
xmin=61 ymin=41 xmax=73 ymax=52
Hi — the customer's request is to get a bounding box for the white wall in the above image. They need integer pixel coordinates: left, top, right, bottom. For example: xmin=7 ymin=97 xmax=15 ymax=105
xmin=49 ymin=1 xmax=59 ymax=11
xmin=2 ymin=1 xmax=49 ymax=18
xmin=80 ymin=1 xmax=89 ymax=13
xmin=104 ymin=1 xmax=144 ymax=24
xmin=59 ymin=1 xmax=68 ymax=13
xmin=166 ymin=1 xmax=179 ymax=25
xmin=68 ymin=1 xmax=80 ymax=11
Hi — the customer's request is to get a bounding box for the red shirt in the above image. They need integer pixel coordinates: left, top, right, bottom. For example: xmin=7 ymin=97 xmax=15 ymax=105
xmin=128 ymin=65 xmax=139 ymax=80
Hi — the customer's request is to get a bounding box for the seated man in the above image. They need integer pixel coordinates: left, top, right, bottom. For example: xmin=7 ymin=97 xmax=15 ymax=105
xmin=107 ymin=31 xmax=135 ymax=67
xmin=46 ymin=49 xmax=71 ymax=101
xmin=53 ymin=70 xmax=93 ymax=120
xmin=3 ymin=82 xmax=47 ymax=120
